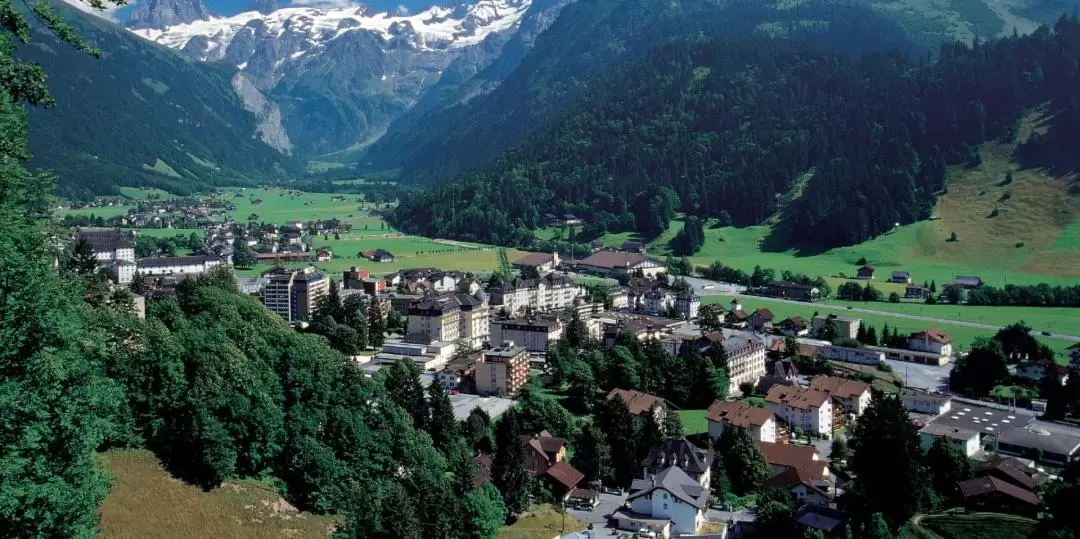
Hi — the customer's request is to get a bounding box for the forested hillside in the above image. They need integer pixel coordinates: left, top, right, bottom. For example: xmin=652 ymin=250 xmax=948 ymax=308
xmin=22 ymin=3 xmax=295 ymax=199
xmin=391 ymin=15 xmax=1080 ymax=250
xmin=360 ymin=0 xmax=924 ymax=184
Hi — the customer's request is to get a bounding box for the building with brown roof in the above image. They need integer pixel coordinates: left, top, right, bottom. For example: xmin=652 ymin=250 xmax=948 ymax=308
xmin=607 ymin=388 xmax=670 ymax=420
xmin=957 ymin=476 xmax=1038 ymax=515
xmin=778 ymin=316 xmax=809 ymax=337
xmin=808 ymin=376 xmax=872 ymax=415
xmin=766 ymin=386 xmax=834 ymax=438
xmin=757 ymin=442 xmax=833 ymax=507
xmin=909 ymin=328 xmax=953 ymax=358
xmin=748 ymin=308 xmax=776 ymax=332
xmin=577 ymin=251 xmax=665 ymax=277
xmin=765 ymin=281 xmax=820 ymax=302
xmin=976 ymin=457 xmax=1039 ymax=491
xmin=521 ymin=431 xmax=569 ymax=474
xmin=707 ymin=401 xmax=776 ymax=443
xmin=511 ymin=252 xmax=560 ymax=273
xmin=541 ymin=461 xmax=585 ymax=500
xmin=856 ymin=265 xmax=875 ymax=280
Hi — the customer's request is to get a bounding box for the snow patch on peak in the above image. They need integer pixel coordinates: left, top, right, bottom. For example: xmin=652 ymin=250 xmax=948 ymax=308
xmin=132 ymin=0 xmax=531 ymax=54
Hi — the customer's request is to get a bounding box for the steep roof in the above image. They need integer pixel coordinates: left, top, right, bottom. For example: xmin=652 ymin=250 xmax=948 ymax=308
xmin=808 ymin=377 xmax=871 ymax=400
xmin=706 ymin=401 xmax=773 ymax=429
xmin=756 ymin=441 xmax=822 ymax=471
xmin=752 ymin=308 xmax=775 ymax=321
xmin=766 ymin=385 xmax=830 ymax=410
xmin=642 ymin=438 xmax=712 ymax=475
xmin=520 ymin=431 xmax=567 ymax=456
xmin=627 ymin=466 xmax=708 ymax=508
xmin=542 ymin=461 xmax=585 ymax=491
xmin=982 ymin=457 xmax=1038 ymax=491
xmin=607 ymin=388 xmax=668 ymax=416
xmin=957 ymin=476 xmax=1038 ymax=506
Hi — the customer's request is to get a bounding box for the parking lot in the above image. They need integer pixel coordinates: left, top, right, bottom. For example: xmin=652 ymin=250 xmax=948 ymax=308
xmin=885 ymin=358 xmax=954 ymax=392
xmin=565 ymin=491 xmax=627 ymax=536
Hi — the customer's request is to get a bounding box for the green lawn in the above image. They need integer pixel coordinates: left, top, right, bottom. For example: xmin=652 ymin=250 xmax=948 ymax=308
xmin=212 ymin=188 xmax=394 ymax=231
xmin=919 ymin=512 xmax=1035 ymax=539
xmin=823 ymin=299 xmax=1080 ymax=337
xmin=679 ymin=409 xmax=709 ymax=436
xmin=500 ymin=504 xmax=583 ymax=539
xmin=702 ymin=295 xmax=1078 ymax=359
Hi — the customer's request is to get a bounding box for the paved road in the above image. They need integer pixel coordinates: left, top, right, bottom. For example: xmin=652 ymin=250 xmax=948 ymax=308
xmin=886 ymin=359 xmax=953 ymax=392
xmin=734 ymin=294 xmax=1080 ymax=342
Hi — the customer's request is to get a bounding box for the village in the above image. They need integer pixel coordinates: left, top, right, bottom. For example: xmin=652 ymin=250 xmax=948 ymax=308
xmin=69 ymin=213 xmax=1080 ymax=539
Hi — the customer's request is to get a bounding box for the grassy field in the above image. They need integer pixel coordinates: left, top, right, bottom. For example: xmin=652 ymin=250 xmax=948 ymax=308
xmin=99 ymin=449 xmax=336 ymax=538
xmin=679 ymin=409 xmax=710 ymax=436
xmin=589 ymin=126 xmax=1080 ymax=289
xmin=500 ymin=504 xmax=583 ymax=539
xmin=918 ymin=511 xmax=1035 ymax=539
xmin=823 ymin=299 xmax=1080 ymax=337
xmin=211 ymin=188 xmax=392 ymax=231
xmin=701 ymin=295 xmax=1078 ymax=359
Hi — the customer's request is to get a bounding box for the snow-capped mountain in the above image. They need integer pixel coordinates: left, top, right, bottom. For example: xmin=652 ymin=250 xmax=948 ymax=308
xmin=127 ymin=0 xmax=213 ymax=29
xmin=127 ymin=0 xmax=533 ymax=155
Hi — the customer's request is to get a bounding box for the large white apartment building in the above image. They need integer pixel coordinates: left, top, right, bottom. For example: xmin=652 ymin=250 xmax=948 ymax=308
xmin=766 ymin=385 xmax=833 ymax=438
xmin=488 ymin=274 xmax=584 ymax=313
xmin=137 ymin=255 xmax=224 ymax=277
xmin=77 ymin=231 xmax=136 ymax=284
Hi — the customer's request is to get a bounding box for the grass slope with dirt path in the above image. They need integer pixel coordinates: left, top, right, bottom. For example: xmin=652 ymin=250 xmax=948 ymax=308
xmin=499 ymin=504 xmax=584 ymax=539
xmin=918 ymin=511 xmax=1035 ymax=539
xmin=99 ymin=449 xmax=336 ymax=539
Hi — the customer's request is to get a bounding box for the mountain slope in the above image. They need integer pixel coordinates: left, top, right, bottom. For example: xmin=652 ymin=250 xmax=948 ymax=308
xmin=24 ymin=3 xmax=295 ymax=198
xmin=133 ymin=0 xmax=533 ymax=155
xmin=127 ymin=0 xmax=212 ymax=29
xmin=390 ymin=13 xmax=1080 ymax=251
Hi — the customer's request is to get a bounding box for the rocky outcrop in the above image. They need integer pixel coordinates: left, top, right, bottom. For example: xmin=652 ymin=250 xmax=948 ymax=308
xmin=127 ymin=0 xmax=211 ymax=29
xmin=232 ymin=73 xmax=292 ymax=154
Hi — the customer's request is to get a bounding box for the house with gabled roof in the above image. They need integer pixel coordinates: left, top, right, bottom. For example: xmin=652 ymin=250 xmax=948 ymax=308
xmin=619 ymin=465 xmax=709 ymax=535
xmin=890 ymin=271 xmax=912 ymax=284
xmin=607 ymin=388 xmax=670 ymax=422
xmin=707 ymin=401 xmax=776 ymax=443
xmin=766 ymin=385 xmax=833 ymax=438
xmin=808 ymin=376 xmax=872 ymax=415
xmin=748 ymin=308 xmax=775 ymax=332
xmin=757 ymin=442 xmax=834 ymax=506
xmin=641 ymin=438 xmax=713 ymax=488
xmin=954 ymin=275 xmax=984 ymax=289
xmin=856 ymin=265 xmax=875 ymax=280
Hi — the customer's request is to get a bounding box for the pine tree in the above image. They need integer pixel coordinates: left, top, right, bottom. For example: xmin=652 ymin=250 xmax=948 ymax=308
xmin=856 ymin=325 xmax=868 ymax=344
xmin=573 ymin=423 xmax=612 ymax=484
xmin=492 ymin=409 xmax=530 ymax=515
xmin=129 ymin=271 xmax=147 ymax=295
xmin=716 ymin=427 xmax=769 ymax=495
xmin=231 ymin=237 xmax=257 ymax=268
xmin=849 ymin=392 xmax=925 ymax=529
xmin=68 ymin=236 xmax=99 ymax=276
xmin=382 ymin=359 xmax=426 ymax=428
xmin=368 ymin=297 xmax=387 ymax=347
xmin=926 ymin=436 xmax=972 ymax=504
xmin=462 ymin=407 xmax=494 ymax=454
xmin=596 ymin=394 xmax=639 ymax=488
xmin=865 ymin=326 xmax=878 ymax=346
xmin=663 ymin=409 xmax=684 ymax=439
xmin=426 ymin=379 xmax=458 ymax=452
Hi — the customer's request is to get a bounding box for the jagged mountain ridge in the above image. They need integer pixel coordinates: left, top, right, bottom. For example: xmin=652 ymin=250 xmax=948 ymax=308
xmin=131 ymin=0 xmax=533 ymax=154
xmin=126 ymin=0 xmax=212 ymax=29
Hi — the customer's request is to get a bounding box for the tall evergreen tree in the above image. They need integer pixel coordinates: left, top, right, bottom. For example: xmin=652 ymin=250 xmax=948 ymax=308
xmin=926 ymin=436 xmax=972 ymax=504
xmin=381 ymin=359 xmax=426 ymax=429
xmin=462 ymin=407 xmax=494 ymax=454
xmin=716 ymin=427 xmax=769 ymax=495
xmin=426 ymin=379 xmax=458 ymax=452
xmin=368 ymin=297 xmax=387 ymax=347
xmin=492 ymin=409 xmax=530 ymax=515
xmin=573 ymin=423 xmax=613 ymax=484
xmin=596 ymin=394 xmax=639 ymax=488
xmin=849 ymin=392 xmax=926 ymax=530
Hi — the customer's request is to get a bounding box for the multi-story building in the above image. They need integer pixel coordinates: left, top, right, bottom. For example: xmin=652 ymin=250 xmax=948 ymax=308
xmin=456 ymin=293 xmax=490 ymax=349
xmin=490 ymin=317 xmax=564 ymax=354
xmin=702 ymin=330 xmax=767 ymax=395
xmin=475 ymin=341 xmax=529 ymax=397
xmin=136 ymin=255 xmax=223 ymax=277
xmin=812 ymin=314 xmax=861 ymax=340
xmin=766 ymin=385 xmax=833 ymax=438
xmin=707 ymin=401 xmax=776 ymax=443
xmin=77 ymin=230 xmax=136 ymax=284
xmin=643 ymin=289 xmax=674 ymax=316
xmin=488 ymin=274 xmax=584 ymax=313
xmin=1070 ymin=343 xmax=1080 ymax=371
xmin=407 ymin=294 xmax=463 ymax=343
xmin=808 ymin=376 xmax=872 ymax=415
xmin=675 ymin=290 xmax=701 ymax=320
xmin=909 ymin=328 xmax=954 ymax=360
xmin=262 ymin=268 xmax=329 ymax=323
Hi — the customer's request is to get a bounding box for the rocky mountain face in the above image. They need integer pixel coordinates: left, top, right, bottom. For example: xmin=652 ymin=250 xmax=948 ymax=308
xmin=126 ymin=0 xmax=212 ymax=29
xmin=132 ymin=0 xmax=536 ymax=155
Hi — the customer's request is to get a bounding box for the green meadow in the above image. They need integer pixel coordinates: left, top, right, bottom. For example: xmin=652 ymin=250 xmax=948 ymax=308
xmin=701 ymin=295 xmax=1078 ymax=360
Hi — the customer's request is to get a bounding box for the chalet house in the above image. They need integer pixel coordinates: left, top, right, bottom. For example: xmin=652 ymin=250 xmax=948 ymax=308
xmin=641 ymin=438 xmax=713 ymax=488
xmin=778 ymin=316 xmax=809 ymax=337
xmin=521 ymin=431 xmax=569 ymax=475
xmin=905 ymin=284 xmax=930 ymax=299
xmin=620 ymin=466 xmax=709 ymax=536
xmin=707 ymin=401 xmax=776 ymax=443
xmin=621 ymin=240 xmax=646 ymax=253
xmin=766 ymin=385 xmax=833 ymax=438
xmin=607 ymin=388 xmax=669 ymax=423
xmin=371 ymin=249 xmax=395 ymax=263
xmin=765 ymin=281 xmax=819 ymax=302
xmin=315 ymin=248 xmax=333 ymax=262
xmin=856 ymin=265 xmax=875 ymax=280
xmin=957 ymin=476 xmax=1038 ymax=516
xmin=562 ymin=213 xmax=583 ymax=226
xmin=954 ymin=275 xmax=985 ymax=289
xmin=891 ymin=271 xmax=912 ymax=284
xmin=757 ymin=442 xmax=834 ymax=506
xmin=975 ymin=457 xmax=1039 ymax=491
xmin=748 ymin=308 xmax=775 ymax=332
xmin=726 ymin=308 xmax=749 ymax=329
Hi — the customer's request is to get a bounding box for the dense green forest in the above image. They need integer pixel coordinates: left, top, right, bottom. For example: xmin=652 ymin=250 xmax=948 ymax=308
xmin=391 ymin=14 xmax=1080 ymax=250
xmin=20 ymin=3 xmax=295 ymax=199
xmin=363 ymin=0 xmax=922 ymax=186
